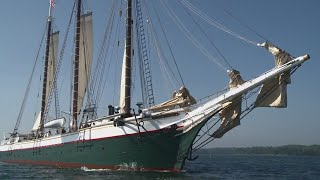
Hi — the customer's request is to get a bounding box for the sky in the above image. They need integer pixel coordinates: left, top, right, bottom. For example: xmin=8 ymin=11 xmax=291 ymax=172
xmin=0 ymin=0 xmax=319 ymax=148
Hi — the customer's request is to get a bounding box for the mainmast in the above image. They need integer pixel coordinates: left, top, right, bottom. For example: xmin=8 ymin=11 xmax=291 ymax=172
xmin=39 ymin=0 xmax=54 ymax=133
xmin=120 ymin=0 xmax=133 ymax=115
xmin=72 ymin=0 xmax=81 ymax=131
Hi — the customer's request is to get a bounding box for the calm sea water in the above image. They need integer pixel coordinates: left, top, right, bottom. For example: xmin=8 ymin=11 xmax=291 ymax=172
xmin=0 ymin=154 xmax=319 ymax=179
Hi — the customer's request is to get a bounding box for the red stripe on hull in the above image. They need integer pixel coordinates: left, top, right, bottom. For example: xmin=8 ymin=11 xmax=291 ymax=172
xmin=4 ymin=159 xmax=181 ymax=172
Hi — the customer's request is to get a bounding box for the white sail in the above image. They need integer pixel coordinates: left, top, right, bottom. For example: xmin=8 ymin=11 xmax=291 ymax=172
xmin=45 ymin=31 xmax=59 ymax=107
xmin=213 ymin=70 xmax=244 ymax=138
xmin=255 ymin=42 xmax=293 ymax=108
xmin=31 ymin=112 xmax=42 ymax=131
xmin=77 ymin=12 xmax=93 ymax=114
xmin=255 ymin=77 xmax=288 ymax=107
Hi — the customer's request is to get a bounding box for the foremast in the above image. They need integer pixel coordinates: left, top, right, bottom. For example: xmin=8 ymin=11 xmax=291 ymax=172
xmin=72 ymin=0 xmax=82 ymax=131
xmin=39 ymin=0 xmax=55 ymax=133
xmin=119 ymin=0 xmax=133 ymax=115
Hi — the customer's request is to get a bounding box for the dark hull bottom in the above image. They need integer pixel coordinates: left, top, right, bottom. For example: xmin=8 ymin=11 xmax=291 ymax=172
xmin=0 ymin=122 xmax=205 ymax=172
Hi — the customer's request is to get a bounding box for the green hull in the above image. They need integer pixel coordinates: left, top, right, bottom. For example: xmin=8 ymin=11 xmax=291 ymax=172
xmin=0 ymin=122 xmax=205 ymax=172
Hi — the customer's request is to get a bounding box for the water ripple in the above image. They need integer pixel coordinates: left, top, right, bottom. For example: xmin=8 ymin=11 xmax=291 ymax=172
xmin=1 ymin=155 xmax=320 ymax=179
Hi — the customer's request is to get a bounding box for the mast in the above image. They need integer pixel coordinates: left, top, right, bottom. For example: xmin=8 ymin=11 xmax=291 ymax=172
xmin=39 ymin=1 xmax=54 ymax=133
xmin=72 ymin=0 xmax=81 ymax=131
xmin=120 ymin=0 xmax=133 ymax=115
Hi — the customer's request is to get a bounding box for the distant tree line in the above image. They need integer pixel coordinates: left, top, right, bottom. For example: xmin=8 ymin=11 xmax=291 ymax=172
xmin=198 ymin=145 xmax=320 ymax=156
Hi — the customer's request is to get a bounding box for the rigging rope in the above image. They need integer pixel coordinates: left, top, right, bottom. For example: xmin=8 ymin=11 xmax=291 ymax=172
xmin=142 ymin=0 xmax=181 ymax=91
xmin=94 ymin=1 xmax=118 ymax=107
xmin=178 ymin=0 xmax=233 ymax=71
xmin=224 ymin=9 xmax=269 ymax=42
xmin=147 ymin=20 xmax=176 ymax=91
xmin=142 ymin=0 xmax=182 ymax=86
xmin=112 ymin=0 xmax=123 ymax=105
xmin=96 ymin=24 xmax=119 ymax=107
xmin=12 ymin=22 xmax=48 ymax=136
xmin=150 ymin=0 xmax=185 ymax=86
xmin=180 ymin=0 xmax=259 ymax=46
xmin=161 ymin=0 xmax=229 ymax=72
xmin=88 ymin=0 xmax=117 ymax=107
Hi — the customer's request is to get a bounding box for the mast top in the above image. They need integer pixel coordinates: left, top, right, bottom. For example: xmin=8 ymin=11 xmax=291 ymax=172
xmin=48 ymin=0 xmax=55 ymax=20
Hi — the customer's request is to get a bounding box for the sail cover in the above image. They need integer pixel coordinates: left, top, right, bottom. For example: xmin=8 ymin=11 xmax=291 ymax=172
xmin=77 ymin=12 xmax=93 ymax=114
xmin=255 ymin=42 xmax=293 ymax=108
xmin=45 ymin=31 xmax=59 ymax=107
xmin=212 ymin=69 xmax=244 ymax=138
xmin=44 ymin=118 xmax=65 ymax=129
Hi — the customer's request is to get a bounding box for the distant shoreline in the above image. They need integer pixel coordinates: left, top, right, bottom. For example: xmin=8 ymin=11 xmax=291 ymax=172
xmin=198 ymin=145 xmax=320 ymax=156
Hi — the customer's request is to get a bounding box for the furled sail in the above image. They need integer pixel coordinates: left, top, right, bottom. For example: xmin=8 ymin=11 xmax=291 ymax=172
xmin=255 ymin=42 xmax=293 ymax=108
xmin=77 ymin=12 xmax=93 ymax=114
xmin=119 ymin=50 xmax=127 ymax=113
xmin=228 ymin=69 xmax=245 ymax=88
xmin=45 ymin=31 xmax=59 ymax=107
xmin=212 ymin=69 xmax=244 ymax=138
xmin=149 ymin=86 xmax=196 ymax=111
xmin=119 ymin=27 xmax=134 ymax=114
